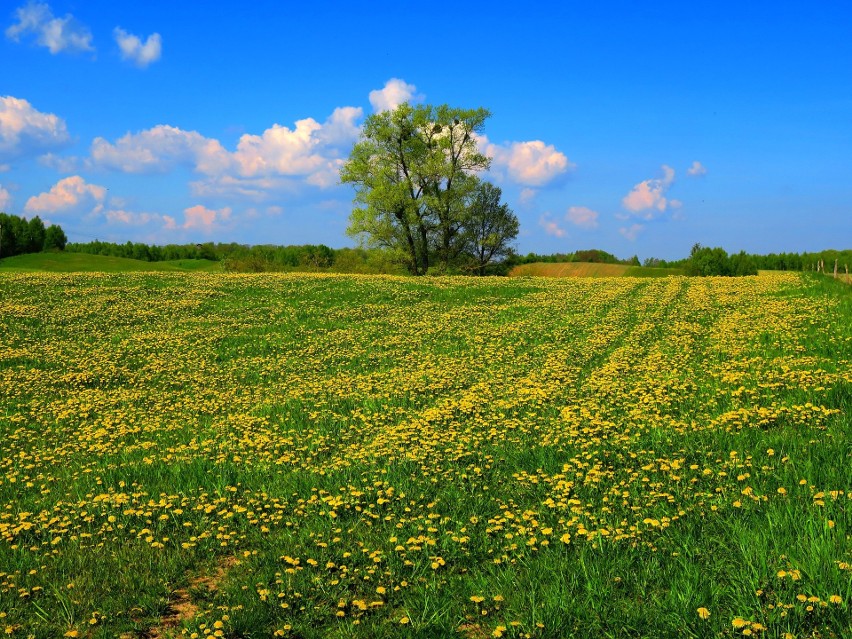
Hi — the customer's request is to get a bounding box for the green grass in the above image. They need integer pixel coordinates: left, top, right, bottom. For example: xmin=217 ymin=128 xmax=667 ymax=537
xmin=509 ymin=262 xmax=684 ymax=278
xmin=0 ymin=271 xmax=849 ymax=638
xmin=0 ymin=252 xmax=221 ymax=272
xmin=623 ymin=265 xmax=686 ymax=277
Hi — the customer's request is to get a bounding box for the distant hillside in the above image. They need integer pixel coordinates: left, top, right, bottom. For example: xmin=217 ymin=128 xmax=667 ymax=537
xmin=509 ymin=262 xmax=684 ymax=278
xmin=0 ymin=252 xmax=221 ymax=273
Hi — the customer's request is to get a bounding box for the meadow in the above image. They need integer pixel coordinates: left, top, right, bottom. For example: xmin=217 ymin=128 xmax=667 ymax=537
xmin=0 ymin=272 xmax=849 ymax=638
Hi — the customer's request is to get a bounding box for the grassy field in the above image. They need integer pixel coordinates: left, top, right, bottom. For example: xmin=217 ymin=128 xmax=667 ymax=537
xmin=0 ymin=252 xmax=221 ymax=273
xmin=509 ymin=262 xmax=685 ymax=278
xmin=0 ymin=272 xmax=849 ymax=638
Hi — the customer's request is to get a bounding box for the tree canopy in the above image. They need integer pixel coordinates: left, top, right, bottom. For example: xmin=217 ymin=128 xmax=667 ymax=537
xmin=340 ymin=103 xmax=518 ymax=275
xmin=0 ymin=212 xmax=65 ymax=257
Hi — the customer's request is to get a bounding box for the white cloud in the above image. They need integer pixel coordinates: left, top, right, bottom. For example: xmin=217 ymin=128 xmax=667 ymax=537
xmin=104 ymin=209 xmax=162 ymax=226
xmin=24 ymin=175 xmax=106 ymax=215
xmin=0 ymin=96 xmax=70 ymax=162
xmin=90 ymin=106 xmax=361 ymax=196
xmin=0 ymin=184 xmax=11 ymax=211
xmin=619 ymin=223 xmax=644 ymax=241
xmin=188 ymin=175 xmax=294 ymax=201
xmin=566 ymin=206 xmax=598 ymax=229
xmin=539 ymin=213 xmax=566 ymax=238
xmin=6 ymin=1 xmax=93 ymax=54
xmin=478 ymin=134 xmax=573 ymax=187
xmin=316 ymin=106 xmax=363 ymax=146
xmin=90 ymin=125 xmax=231 ymax=175
xmin=621 ymin=165 xmax=675 ymax=218
xmin=368 ymin=78 xmax=421 ymax=112
xmin=687 ymin=160 xmax=707 ymax=177
xmin=234 ymin=119 xmax=333 ymax=177
xmin=182 ymin=204 xmax=231 ymax=230
xmin=114 ymin=28 xmax=162 ymax=68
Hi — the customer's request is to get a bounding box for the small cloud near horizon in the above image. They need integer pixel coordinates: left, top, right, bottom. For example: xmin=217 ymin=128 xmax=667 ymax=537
xmin=539 ymin=212 xmax=566 ymax=238
xmin=566 ymin=206 xmax=598 ymax=229
xmin=619 ymin=223 xmax=644 ymax=241
xmin=621 ymin=165 xmax=675 ymax=219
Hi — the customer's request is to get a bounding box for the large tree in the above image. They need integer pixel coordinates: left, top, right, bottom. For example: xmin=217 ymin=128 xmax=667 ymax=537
xmin=340 ymin=103 xmax=491 ymax=275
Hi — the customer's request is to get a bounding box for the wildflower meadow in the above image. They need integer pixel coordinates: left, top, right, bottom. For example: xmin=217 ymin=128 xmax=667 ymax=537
xmin=0 ymin=272 xmax=849 ymax=638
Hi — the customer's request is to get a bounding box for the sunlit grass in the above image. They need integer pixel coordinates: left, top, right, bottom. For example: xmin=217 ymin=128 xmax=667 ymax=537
xmin=0 ymin=252 xmax=221 ymax=272
xmin=0 ymin=272 xmax=849 ymax=638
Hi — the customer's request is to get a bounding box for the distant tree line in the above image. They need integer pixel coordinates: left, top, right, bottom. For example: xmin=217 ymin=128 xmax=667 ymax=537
xmin=63 ymin=237 xmax=851 ymax=278
xmin=644 ymin=247 xmax=852 ymax=276
xmin=0 ymin=212 xmax=67 ymax=257
xmin=67 ymin=240 xmax=221 ymax=262
xmin=514 ymin=248 xmax=640 ymax=266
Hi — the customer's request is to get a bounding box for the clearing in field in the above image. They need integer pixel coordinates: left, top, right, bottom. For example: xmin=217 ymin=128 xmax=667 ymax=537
xmin=0 ymin=272 xmax=849 ymax=638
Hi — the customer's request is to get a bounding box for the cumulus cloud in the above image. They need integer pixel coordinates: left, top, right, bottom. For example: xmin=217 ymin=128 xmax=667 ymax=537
xmin=687 ymin=160 xmax=707 ymax=177
xmin=0 ymin=184 xmax=11 ymax=211
xmin=621 ymin=165 xmax=675 ymax=218
xmin=5 ymin=1 xmax=93 ymax=54
xmin=0 ymin=96 xmax=70 ymax=162
xmin=114 ymin=28 xmax=162 ymax=67
xmin=24 ymin=175 xmax=106 ymax=215
xmin=316 ymin=106 xmax=363 ymax=146
xmin=478 ymin=134 xmax=573 ymax=187
xmin=619 ymin=223 xmax=644 ymax=241
xmin=234 ymin=119 xmax=334 ymax=178
xmin=368 ymin=78 xmax=421 ymax=112
xmin=539 ymin=213 xmax=566 ymax=238
xmin=90 ymin=125 xmax=231 ymax=175
xmin=182 ymin=204 xmax=231 ymax=230
xmin=90 ymin=106 xmax=362 ymax=199
xmin=566 ymin=206 xmax=598 ymax=229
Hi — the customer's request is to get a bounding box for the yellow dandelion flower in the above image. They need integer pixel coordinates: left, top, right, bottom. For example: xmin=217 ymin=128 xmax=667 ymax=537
xmin=697 ymin=607 xmax=710 ymax=620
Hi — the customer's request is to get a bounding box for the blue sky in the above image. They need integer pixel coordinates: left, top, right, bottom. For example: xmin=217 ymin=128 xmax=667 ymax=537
xmin=1 ymin=1 xmax=850 ymax=260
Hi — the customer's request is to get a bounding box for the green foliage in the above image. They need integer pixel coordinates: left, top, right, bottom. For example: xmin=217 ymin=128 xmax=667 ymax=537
xmin=42 ymin=224 xmax=68 ymax=251
xmin=461 ymin=182 xmax=519 ymax=275
xmin=341 ymin=102 xmax=517 ymax=275
xmin=685 ymin=244 xmax=758 ymax=277
xmin=517 ymin=249 xmax=633 ymax=266
xmin=0 ymin=212 xmax=66 ymax=256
